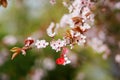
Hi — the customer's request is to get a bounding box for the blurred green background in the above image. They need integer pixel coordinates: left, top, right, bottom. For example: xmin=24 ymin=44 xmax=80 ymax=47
xmin=0 ymin=0 xmax=120 ymax=80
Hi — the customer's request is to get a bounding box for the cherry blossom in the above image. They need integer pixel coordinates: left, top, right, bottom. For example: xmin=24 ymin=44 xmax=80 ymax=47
xmin=60 ymin=14 xmax=70 ymax=27
xmin=80 ymin=23 xmax=91 ymax=31
xmin=63 ymin=54 xmax=71 ymax=65
xmin=10 ymin=0 xmax=95 ymax=65
xmin=50 ymin=39 xmax=66 ymax=52
xmin=47 ymin=22 xmax=56 ymax=37
xmin=47 ymin=22 xmax=59 ymax=37
xmin=35 ymin=40 xmax=49 ymax=49
xmin=75 ymin=34 xmax=86 ymax=45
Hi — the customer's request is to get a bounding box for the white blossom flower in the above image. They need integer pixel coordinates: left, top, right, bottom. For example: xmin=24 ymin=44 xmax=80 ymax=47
xmin=63 ymin=54 xmax=71 ymax=65
xmin=60 ymin=14 xmax=69 ymax=27
xmin=69 ymin=30 xmax=86 ymax=45
xmin=50 ymin=39 xmax=66 ymax=52
xmin=68 ymin=18 xmax=75 ymax=28
xmin=70 ymin=8 xmax=80 ymax=17
xmin=75 ymin=34 xmax=86 ymax=45
xmin=47 ymin=22 xmax=56 ymax=37
xmin=50 ymin=41 xmax=59 ymax=51
xmin=82 ymin=7 xmax=91 ymax=17
xmin=80 ymin=23 xmax=91 ymax=31
xmin=63 ymin=37 xmax=71 ymax=45
xmin=47 ymin=22 xmax=59 ymax=37
xmin=35 ymin=40 xmax=49 ymax=49
xmin=70 ymin=30 xmax=80 ymax=38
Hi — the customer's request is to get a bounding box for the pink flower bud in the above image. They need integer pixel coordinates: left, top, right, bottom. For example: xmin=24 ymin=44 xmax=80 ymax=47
xmin=25 ymin=37 xmax=34 ymax=46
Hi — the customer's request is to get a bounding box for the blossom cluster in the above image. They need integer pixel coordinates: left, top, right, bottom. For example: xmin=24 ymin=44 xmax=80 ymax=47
xmin=10 ymin=0 xmax=95 ymax=65
xmin=47 ymin=0 xmax=95 ymax=49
